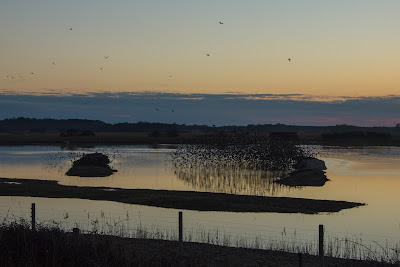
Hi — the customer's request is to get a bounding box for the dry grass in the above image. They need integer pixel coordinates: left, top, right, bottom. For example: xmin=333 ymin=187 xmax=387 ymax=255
xmin=0 ymin=219 xmax=396 ymax=267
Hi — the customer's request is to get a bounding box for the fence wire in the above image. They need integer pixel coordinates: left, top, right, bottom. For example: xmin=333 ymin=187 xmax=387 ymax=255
xmin=0 ymin=204 xmax=399 ymax=263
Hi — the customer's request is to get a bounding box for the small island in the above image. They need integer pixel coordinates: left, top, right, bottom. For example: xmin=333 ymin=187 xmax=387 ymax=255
xmin=66 ymin=152 xmax=117 ymax=177
xmin=274 ymin=157 xmax=329 ymax=187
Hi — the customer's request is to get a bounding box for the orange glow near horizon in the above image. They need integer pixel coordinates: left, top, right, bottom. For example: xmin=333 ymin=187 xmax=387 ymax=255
xmin=2 ymin=1 xmax=400 ymax=97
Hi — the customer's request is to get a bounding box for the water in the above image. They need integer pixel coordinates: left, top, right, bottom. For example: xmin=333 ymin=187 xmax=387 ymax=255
xmin=0 ymin=145 xmax=400 ymax=259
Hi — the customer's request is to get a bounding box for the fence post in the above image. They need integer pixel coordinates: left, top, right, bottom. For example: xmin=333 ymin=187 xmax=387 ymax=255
xmin=319 ymin=224 xmax=324 ymax=267
xmin=73 ymin=227 xmax=80 ymax=237
xmin=179 ymin=211 xmax=183 ymax=253
xmin=298 ymin=253 xmax=303 ymax=267
xmin=31 ymin=203 xmax=36 ymax=231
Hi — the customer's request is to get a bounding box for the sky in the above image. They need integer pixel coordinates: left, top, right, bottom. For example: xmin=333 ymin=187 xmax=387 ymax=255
xmin=1 ymin=1 xmax=400 ymax=126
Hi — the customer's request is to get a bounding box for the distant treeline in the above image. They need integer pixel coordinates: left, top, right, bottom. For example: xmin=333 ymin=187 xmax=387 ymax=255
xmin=0 ymin=117 xmax=400 ymax=135
xmin=322 ymin=131 xmax=392 ymax=140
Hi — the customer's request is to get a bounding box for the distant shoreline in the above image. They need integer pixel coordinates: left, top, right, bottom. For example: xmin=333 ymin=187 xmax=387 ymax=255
xmin=1 ymin=131 xmax=400 ymax=146
xmin=0 ymin=178 xmax=364 ymax=214
xmin=0 ymin=132 xmax=201 ymax=146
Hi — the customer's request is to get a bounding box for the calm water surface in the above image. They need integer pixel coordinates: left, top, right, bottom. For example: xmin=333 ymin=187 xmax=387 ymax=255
xmin=1 ymin=145 xmax=399 ymax=254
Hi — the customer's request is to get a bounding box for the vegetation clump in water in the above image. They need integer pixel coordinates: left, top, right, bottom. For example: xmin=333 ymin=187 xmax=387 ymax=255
xmin=66 ymin=152 xmax=116 ymax=177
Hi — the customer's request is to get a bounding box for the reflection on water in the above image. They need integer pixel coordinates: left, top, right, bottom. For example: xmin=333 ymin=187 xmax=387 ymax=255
xmin=170 ymin=139 xmax=307 ymax=196
xmin=1 ymin=146 xmax=400 ymax=259
xmin=0 ymin=145 xmax=297 ymax=196
xmin=174 ymin=164 xmax=290 ymax=196
xmin=2 ymin=145 xmax=400 ymax=198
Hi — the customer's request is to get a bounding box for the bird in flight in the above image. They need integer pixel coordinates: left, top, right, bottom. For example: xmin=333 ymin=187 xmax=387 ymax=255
xmin=104 ymin=56 xmax=109 ymax=59
xmin=206 ymin=54 xmax=210 ymax=56
xmin=69 ymin=27 xmax=72 ymax=31
xmin=171 ymin=109 xmax=175 ymax=112
xmin=52 ymin=61 xmax=56 ymax=65
xmin=155 ymin=108 xmax=160 ymax=111
xmin=168 ymin=75 xmax=173 ymax=78
xmin=288 ymin=58 xmax=291 ymax=62
xmin=30 ymin=72 xmax=34 ymax=75
xmin=100 ymin=68 xmax=103 ymax=71
xmin=218 ymin=21 xmax=224 ymax=24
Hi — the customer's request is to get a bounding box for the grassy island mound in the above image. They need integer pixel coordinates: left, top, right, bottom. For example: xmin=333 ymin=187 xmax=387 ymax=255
xmin=66 ymin=152 xmax=116 ymax=177
xmin=275 ymin=169 xmax=329 ymax=187
xmin=275 ymin=157 xmax=329 ymax=187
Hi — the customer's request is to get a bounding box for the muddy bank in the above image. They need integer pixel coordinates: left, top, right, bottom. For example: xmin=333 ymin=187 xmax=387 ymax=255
xmin=0 ymin=178 xmax=364 ymax=213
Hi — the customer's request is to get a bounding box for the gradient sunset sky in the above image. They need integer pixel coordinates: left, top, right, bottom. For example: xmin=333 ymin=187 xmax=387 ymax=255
xmin=1 ymin=1 xmax=400 ymax=126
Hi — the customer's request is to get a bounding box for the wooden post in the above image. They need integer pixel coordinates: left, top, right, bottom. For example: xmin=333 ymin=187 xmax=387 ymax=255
xmin=179 ymin=211 xmax=183 ymax=253
xmin=319 ymin=224 xmax=324 ymax=267
xmin=298 ymin=253 xmax=303 ymax=267
xmin=73 ymin=227 xmax=80 ymax=237
xmin=31 ymin=203 xmax=36 ymax=231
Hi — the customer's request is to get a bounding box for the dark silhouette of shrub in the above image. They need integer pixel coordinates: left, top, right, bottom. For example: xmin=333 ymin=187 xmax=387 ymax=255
xmin=167 ymin=129 xmax=179 ymax=137
xmin=149 ymin=130 xmax=160 ymax=137
xmin=322 ymin=131 xmax=391 ymax=140
xmin=79 ymin=130 xmax=96 ymax=136
xmin=30 ymin=128 xmax=47 ymax=133
xmin=66 ymin=152 xmax=116 ymax=177
xmin=72 ymin=153 xmax=110 ymax=167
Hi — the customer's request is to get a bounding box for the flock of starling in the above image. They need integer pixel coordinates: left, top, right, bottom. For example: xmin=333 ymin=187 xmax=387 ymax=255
xmin=3 ymin=20 xmax=292 ymax=116
xmin=3 ymin=26 xmax=112 ymax=81
xmin=172 ymin=131 xmax=305 ymax=174
xmin=4 ymin=20 xmax=292 ymax=82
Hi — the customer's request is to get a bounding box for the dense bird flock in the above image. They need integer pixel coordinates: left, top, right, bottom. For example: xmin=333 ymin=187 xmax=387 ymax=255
xmin=172 ymin=131 xmax=311 ymax=172
xmin=171 ymin=131 xmax=313 ymax=195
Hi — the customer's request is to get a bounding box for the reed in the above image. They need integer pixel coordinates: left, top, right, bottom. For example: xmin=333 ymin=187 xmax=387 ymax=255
xmin=1 ymin=212 xmax=398 ymax=265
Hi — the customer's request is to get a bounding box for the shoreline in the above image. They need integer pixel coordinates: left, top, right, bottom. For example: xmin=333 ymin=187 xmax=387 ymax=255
xmin=1 ymin=131 xmax=400 ymax=146
xmin=0 ymin=177 xmax=364 ymax=213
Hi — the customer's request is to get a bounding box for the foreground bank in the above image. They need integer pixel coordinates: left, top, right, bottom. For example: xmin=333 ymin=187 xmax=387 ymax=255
xmin=0 ymin=222 xmax=394 ymax=266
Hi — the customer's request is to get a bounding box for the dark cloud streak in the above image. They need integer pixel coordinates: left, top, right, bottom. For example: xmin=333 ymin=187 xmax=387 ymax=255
xmin=0 ymin=91 xmax=399 ymax=126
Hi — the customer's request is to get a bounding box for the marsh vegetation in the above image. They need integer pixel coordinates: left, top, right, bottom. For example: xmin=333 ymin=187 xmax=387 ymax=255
xmin=0 ymin=215 xmax=397 ymax=266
